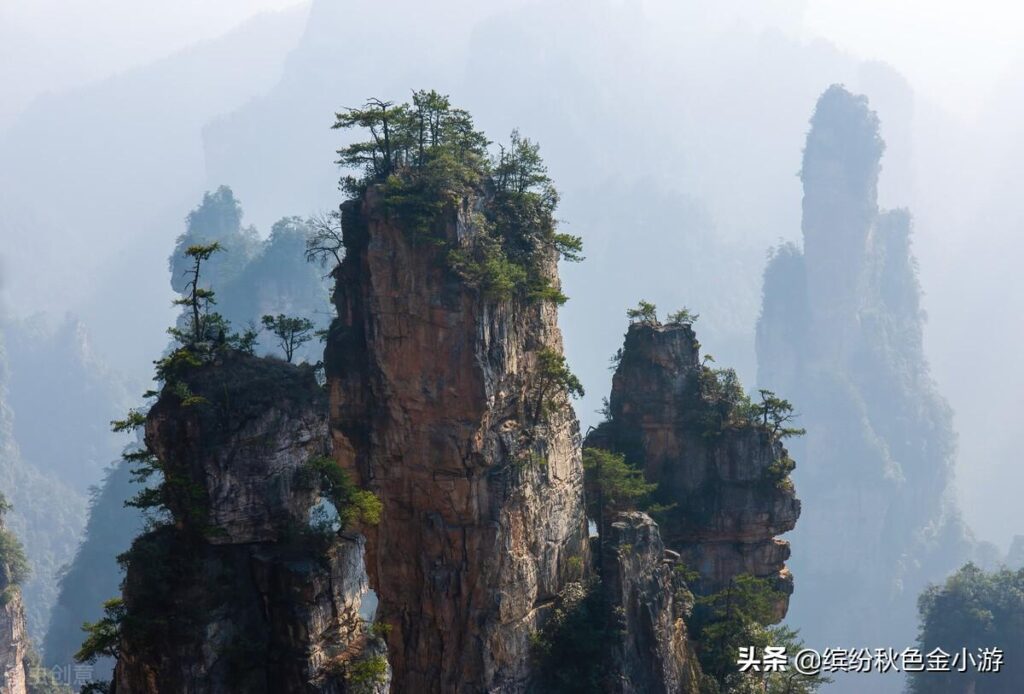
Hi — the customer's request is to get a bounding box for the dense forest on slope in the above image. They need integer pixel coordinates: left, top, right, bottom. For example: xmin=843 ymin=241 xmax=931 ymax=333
xmin=910 ymin=563 xmax=1023 ymax=694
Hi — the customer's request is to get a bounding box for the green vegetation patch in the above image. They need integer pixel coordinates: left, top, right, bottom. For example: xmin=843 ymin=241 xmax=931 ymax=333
xmin=530 ymin=580 xmax=620 ymax=692
xmin=334 ymin=91 xmax=583 ymax=304
xmin=299 ymin=456 xmax=382 ymax=530
xmin=0 ymin=492 xmax=30 ymax=602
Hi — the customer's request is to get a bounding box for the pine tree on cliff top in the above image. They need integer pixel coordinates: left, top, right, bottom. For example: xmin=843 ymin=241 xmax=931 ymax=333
xmin=333 ymin=90 xmax=583 ymax=303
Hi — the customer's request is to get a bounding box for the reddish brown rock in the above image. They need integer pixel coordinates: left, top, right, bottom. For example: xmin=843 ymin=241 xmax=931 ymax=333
xmin=587 ymin=322 xmax=800 ymax=616
xmin=327 ymin=187 xmax=589 ymax=692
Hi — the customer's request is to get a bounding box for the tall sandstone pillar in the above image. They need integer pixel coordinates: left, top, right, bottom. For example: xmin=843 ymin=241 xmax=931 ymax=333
xmin=327 ymin=188 xmax=589 ymax=692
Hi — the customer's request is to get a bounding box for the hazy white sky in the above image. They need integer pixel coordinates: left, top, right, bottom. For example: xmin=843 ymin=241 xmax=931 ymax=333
xmin=0 ymin=0 xmax=307 ymax=126
xmin=2 ymin=0 xmax=1022 ymax=546
xmin=2 ymin=0 xmax=1020 ymax=124
xmin=802 ymin=0 xmax=1024 ymax=120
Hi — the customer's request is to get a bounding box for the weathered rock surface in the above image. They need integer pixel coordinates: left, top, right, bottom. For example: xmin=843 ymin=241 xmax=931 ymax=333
xmin=112 ymin=353 xmax=388 ymax=693
xmin=603 ymin=512 xmax=702 ymax=694
xmin=587 ymin=322 xmax=800 ymax=612
xmin=1 ymin=549 xmax=28 ymax=694
xmin=145 ymin=354 xmax=329 ymax=545
xmin=327 ymin=188 xmax=589 ymax=692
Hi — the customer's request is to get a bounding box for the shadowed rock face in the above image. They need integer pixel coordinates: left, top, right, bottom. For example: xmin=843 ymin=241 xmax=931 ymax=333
xmin=145 ymin=355 xmax=330 ymax=545
xmin=603 ymin=512 xmax=702 ymax=694
xmin=112 ymin=354 xmax=388 ymax=694
xmin=326 ymin=188 xmax=589 ymax=692
xmin=588 ymin=322 xmax=800 ymax=616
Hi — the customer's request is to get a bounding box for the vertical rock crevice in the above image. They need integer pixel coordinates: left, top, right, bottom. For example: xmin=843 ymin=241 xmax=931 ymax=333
xmin=587 ymin=321 xmax=800 ymax=615
xmin=326 ymin=187 xmax=589 ymax=692
xmin=1 ymin=499 xmax=29 ymax=694
xmin=602 ymin=511 xmax=703 ymax=694
xmin=111 ymin=354 xmax=387 ymax=693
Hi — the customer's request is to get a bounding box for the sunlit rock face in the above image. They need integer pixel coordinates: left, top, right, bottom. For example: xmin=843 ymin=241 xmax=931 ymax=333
xmin=112 ymin=354 xmax=388 ymax=693
xmin=1 ymin=512 xmax=28 ymax=694
xmin=0 ymin=595 xmax=27 ymax=694
xmin=326 ymin=187 xmax=589 ymax=692
xmin=757 ymin=85 xmax=974 ymax=677
xmin=603 ymin=511 xmax=703 ymax=694
xmin=587 ymin=322 xmax=799 ymax=617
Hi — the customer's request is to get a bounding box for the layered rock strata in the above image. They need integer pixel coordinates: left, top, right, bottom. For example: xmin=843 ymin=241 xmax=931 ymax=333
xmin=1 ymin=516 xmax=28 ymax=694
xmin=587 ymin=322 xmax=800 ymax=612
xmin=603 ymin=512 xmax=702 ymax=694
xmin=113 ymin=354 xmax=387 ymax=693
xmin=326 ymin=188 xmax=589 ymax=692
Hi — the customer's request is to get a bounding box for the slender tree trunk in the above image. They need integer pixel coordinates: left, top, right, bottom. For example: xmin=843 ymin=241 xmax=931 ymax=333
xmin=191 ymin=259 xmax=202 ymax=343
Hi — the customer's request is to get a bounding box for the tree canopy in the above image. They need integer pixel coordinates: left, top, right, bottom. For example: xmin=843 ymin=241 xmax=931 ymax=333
xmin=170 ymin=242 xmax=224 ymax=346
xmin=261 ymin=314 xmax=315 ymax=363
xmin=334 ymin=90 xmax=583 ymax=304
xmin=0 ymin=492 xmax=31 ymax=596
xmin=910 ymin=563 xmax=1024 ymax=693
xmin=667 ymin=307 xmax=699 ymax=325
xmin=757 ymin=389 xmax=806 ymax=440
xmin=581 ymin=447 xmax=656 ymax=565
xmin=626 ymin=300 xmax=658 ymax=324
xmin=533 ymin=347 xmax=585 ymax=422
xmin=688 ymin=575 xmax=829 ymax=693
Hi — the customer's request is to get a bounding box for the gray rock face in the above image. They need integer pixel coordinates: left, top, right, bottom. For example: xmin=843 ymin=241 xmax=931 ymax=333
xmin=112 ymin=353 xmax=389 ymax=693
xmin=588 ymin=322 xmax=800 ymax=609
xmin=603 ymin=512 xmax=702 ymax=694
xmin=327 ymin=187 xmax=589 ymax=692
xmin=1 ymin=579 xmax=28 ymax=694
xmin=1 ymin=485 xmax=27 ymax=694
xmin=145 ymin=355 xmax=330 ymax=544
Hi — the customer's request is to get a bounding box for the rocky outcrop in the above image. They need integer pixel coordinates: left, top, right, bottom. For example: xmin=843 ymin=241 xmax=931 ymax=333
xmin=326 ymin=187 xmax=589 ymax=692
xmin=603 ymin=512 xmax=702 ymax=694
xmin=587 ymin=322 xmax=800 ymax=613
xmin=0 ymin=590 xmax=27 ymax=694
xmin=1 ymin=502 xmax=28 ymax=694
xmin=144 ymin=355 xmax=329 ymax=545
xmin=757 ymin=85 xmax=973 ymax=669
xmin=112 ymin=353 xmax=388 ymax=693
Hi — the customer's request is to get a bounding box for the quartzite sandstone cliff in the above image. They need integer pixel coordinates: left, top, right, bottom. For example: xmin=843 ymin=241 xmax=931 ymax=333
xmin=93 ymin=101 xmax=814 ymax=692
xmin=603 ymin=511 xmax=702 ymax=694
xmin=1 ymin=508 xmax=28 ymax=694
xmin=326 ymin=187 xmax=589 ymax=692
xmin=112 ymin=354 xmax=387 ymax=693
xmin=588 ymin=321 xmax=800 ymax=615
